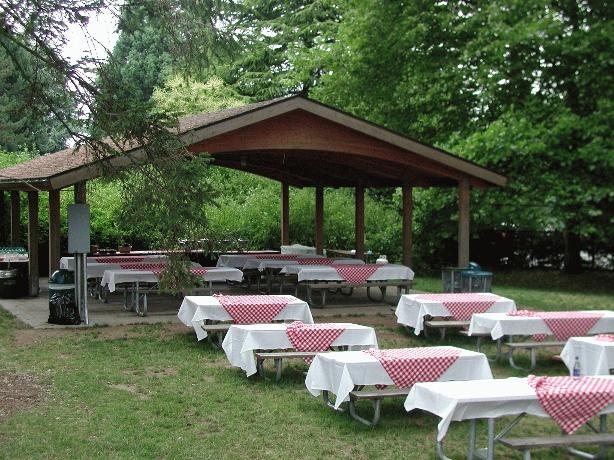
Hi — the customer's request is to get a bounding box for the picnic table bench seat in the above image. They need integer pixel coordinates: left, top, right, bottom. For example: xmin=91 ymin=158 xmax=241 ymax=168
xmin=304 ymin=279 xmax=412 ymax=307
xmin=423 ymin=319 xmax=470 ymax=339
xmin=254 ymin=351 xmax=321 ymax=381
xmin=348 ymin=388 xmax=411 ymax=427
xmin=499 ymin=433 xmax=614 ymax=459
xmin=506 ymin=340 xmax=567 ymax=371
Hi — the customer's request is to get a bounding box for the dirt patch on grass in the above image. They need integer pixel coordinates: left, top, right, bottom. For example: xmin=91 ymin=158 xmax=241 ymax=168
xmin=107 ymin=383 xmax=150 ymax=400
xmin=0 ymin=372 xmax=48 ymax=420
xmin=13 ymin=325 xmax=146 ymax=348
xmin=13 ymin=329 xmax=71 ymax=348
xmin=145 ymin=367 xmax=178 ymax=377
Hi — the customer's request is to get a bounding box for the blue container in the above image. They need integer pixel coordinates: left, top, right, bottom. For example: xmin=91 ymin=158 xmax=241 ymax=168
xmin=461 ymin=270 xmax=493 ymax=293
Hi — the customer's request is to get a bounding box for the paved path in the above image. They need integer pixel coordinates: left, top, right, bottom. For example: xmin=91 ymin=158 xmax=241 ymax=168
xmin=0 ymin=278 xmax=404 ymax=329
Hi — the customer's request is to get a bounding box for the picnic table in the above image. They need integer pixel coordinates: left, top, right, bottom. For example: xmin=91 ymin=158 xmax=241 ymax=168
xmin=101 ymin=267 xmax=243 ymax=316
xmin=216 ymin=253 xmax=323 ymax=269
xmin=468 ymin=310 xmax=614 ymax=370
xmin=59 ymin=254 xmax=169 ymax=271
xmin=468 ymin=311 xmax=614 ymax=341
xmin=178 ymin=295 xmax=314 ymax=341
xmin=280 ymin=263 xmax=415 ymax=305
xmin=222 ymin=322 xmax=378 ymax=377
xmin=404 ymin=376 xmax=614 ymax=460
xmin=561 ymin=335 xmax=614 ymax=376
xmin=395 ymin=293 xmax=516 ymax=335
xmin=305 ymin=346 xmax=492 ymax=410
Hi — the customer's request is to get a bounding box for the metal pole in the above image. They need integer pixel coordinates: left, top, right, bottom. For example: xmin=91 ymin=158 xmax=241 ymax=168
xmin=75 ymin=252 xmax=88 ymax=324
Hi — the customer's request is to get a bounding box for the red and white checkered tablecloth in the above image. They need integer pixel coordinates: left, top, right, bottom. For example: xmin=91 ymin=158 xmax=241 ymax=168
xmin=506 ymin=310 xmax=603 ymax=341
xmin=253 ymin=254 xmax=297 ymax=259
xmin=596 ymin=334 xmax=614 ymax=342
xmin=213 ymin=295 xmax=291 ymax=324
xmin=285 ymin=322 xmax=346 ymax=363
xmin=334 ymin=264 xmax=379 ymax=283
xmin=528 ymin=375 xmax=614 ymax=434
xmin=416 ymin=293 xmax=499 ymax=321
xmin=149 ymin=267 xmax=209 ymax=277
xmin=363 ymin=347 xmax=461 ymax=389
xmin=94 ymin=256 xmax=144 ymax=263
xmin=297 ymin=258 xmax=336 ymax=265
xmin=507 ymin=309 xmax=538 ymax=317
xmin=119 ymin=262 xmax=167 ymax=270
xmin=536 ymin=312 xmax=603 ymax=341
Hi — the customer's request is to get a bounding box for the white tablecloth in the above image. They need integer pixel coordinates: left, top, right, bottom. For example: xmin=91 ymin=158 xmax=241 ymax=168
xmin=281 ymin=244 xmax=316 ymax=255
xmin=468 ymin=310 xmax=614 ymax=340
xmin=216 ymin=253 xmax=278 ymax=268
xmin=60 ymin=255 xmax=169 ymax=271
xmin=561 ymin=337 xmax=614 ymax=376
xmin=280 ymin=263 xmax=415 ymax=283
xmin=222 ymin=323 xmax=378 ymax=376
xmin=0 ymin=254 xmax=28 ymax=262
xmin=247 ymin=257 xmax=361 ymax=272
xmin=305 ymin=347 xmax=492 ymax=409
xmin=396 ymin=293 xmax=516 ymax=335
xmin=100 ymin=267 xmax=243 ymax=293
xmin=178 ymin=295 xmax=314 ymax=341
xmin=404 ymin=377 xmax=614 ymax=441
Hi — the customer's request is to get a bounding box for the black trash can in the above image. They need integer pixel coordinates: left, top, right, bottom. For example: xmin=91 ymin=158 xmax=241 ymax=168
xmin=0 ymin=269 xmax=19 ymax=298
xmin=48 ymin=269 xmax=80 ymax=325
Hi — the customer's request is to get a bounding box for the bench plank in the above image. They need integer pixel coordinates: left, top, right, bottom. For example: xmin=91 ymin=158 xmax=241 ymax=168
xmin=255 ymin=351 xmax=319 ymax=359
xmin=200 ymin=324 xmax=232 ymax=332
xmin=350 ymin=388 xmax=410 ymax=400
xmin=506 ymin=341 xmax=566 ymax=349
xmin=500 ymin=433 xmax=614 ymax=449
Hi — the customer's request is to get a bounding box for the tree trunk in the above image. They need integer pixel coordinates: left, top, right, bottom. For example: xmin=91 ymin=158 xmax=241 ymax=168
xmin=563 ymin=230 xmax=582 ymax=274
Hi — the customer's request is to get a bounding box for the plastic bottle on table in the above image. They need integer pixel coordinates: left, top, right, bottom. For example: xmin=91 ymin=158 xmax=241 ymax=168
xmin=572 ymin=356 xmax=581 ymax=379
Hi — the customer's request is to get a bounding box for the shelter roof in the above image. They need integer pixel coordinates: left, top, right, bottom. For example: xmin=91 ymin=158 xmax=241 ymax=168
xmin=0 ymin=96 xmax=506 ymax=191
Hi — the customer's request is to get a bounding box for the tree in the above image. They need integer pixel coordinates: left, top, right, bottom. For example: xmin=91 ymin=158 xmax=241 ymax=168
xmin=314 ymin=0 xmax=614 ymax=272
xmin=222 ymin=0 xmax=343 ymax=99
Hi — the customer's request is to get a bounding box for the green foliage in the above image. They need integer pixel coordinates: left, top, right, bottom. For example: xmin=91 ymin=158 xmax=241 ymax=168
xmin=223 ymin=0 xmax=343 ymax=98
xmin=312 ymin=0 xmax=614 ymax=271
xmin=151 ymin=75 xmax=249 ymax=117
xmin=0 ymin=46 xmax=71 ymax=153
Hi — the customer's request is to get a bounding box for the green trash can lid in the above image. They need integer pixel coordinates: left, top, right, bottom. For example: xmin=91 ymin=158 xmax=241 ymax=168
xmin=461 ymin=270 xmax=492 ymax=277
xmin=49 ymin=269 xmax=75 ymax=284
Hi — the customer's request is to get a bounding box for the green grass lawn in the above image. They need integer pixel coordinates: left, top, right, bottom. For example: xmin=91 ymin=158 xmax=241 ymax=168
xmin=1 ymin=270 xmax=613 ymax=459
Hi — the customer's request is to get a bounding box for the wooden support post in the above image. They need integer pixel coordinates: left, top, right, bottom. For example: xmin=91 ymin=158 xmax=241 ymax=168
xmin=458 ymin=177 xmax=470 ymax=268
xmin=10 ymin=191 xmax=20 ymax=246
xmin=315 ymin=185 xmax=324 ymax=255
xmin=402 ymin=183 xmax=413 ymax=267
xmin=0 ymin=190 xmax=5 ymax=244
xmin=355 ymin=184 xmax=365 ymax=260
xmin=281 ymin=182 xmax=289 ymax=246
xmin=27 ymin=191 xmax=39 ymax=296
xmin=48 ymin=190 xmax=61 ymax=275
xmin=74 ymin=181 xmax=87 ymax=204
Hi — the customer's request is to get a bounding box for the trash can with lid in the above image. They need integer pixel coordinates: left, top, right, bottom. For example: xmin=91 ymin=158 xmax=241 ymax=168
xmin=0 ymin=269 xmax=19 ymax=298
xmin=461 ymin=270 xmax=493 ymax=293
xmin=48 ymin=269 xmax=80 ymax=325
xmin=441 ymin=263 xmax=481 ymax=293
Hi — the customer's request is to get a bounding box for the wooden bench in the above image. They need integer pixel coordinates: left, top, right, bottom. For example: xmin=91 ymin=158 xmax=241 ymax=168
xmin=254 ymin=351 xmax=321 ymax=382
xmin=303 ymin=280 xmax=412 ymax=307
xmin=506 ymin=340 xmax=566 ymax=371
xmin=348 ymin=388 xmax=411 ymax=427
xmin=423 ymin=320 xmax=470 ymax=340
xmin=200 ymin=323 xmax=231 ymax=348
xmin=499 ymin=433 xmax=614 ymax=459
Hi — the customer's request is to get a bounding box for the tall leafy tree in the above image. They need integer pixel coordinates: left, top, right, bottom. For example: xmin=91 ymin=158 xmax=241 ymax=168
xmin=314 ymin=0 xmax=613 ymax=272
xmin=223 ymin=0 xmax=342 ymax=99
xmin=0 ymin=43 xmax=72 ymax=153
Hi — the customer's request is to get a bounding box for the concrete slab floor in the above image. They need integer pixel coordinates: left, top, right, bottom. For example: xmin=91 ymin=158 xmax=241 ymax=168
xmin=0 ymin=278 xmax=406 ymax=329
